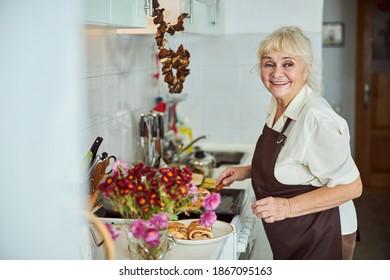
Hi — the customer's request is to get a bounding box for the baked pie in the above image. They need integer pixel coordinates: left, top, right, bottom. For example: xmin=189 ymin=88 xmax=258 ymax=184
xmin=168 ymin=220 xmax=214 ymax=240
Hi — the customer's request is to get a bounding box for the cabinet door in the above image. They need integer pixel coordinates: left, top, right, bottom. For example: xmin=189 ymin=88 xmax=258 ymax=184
xmin=84 ymin=0 xmax=111 ymax=25
xmin=115 ymin=0 xmax=182 ymax=34
xmin=111 ymin=0 xmax=147 ymax=28
xmin=181 ymin=0 xmax=222 ymax=35
xmin=222 ymin=0 xmax=323 ymax=34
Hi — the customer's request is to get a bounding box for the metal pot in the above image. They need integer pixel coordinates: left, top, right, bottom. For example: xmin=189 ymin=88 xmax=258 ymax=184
xmin=184 ymin=148 xmax=216 ymax=178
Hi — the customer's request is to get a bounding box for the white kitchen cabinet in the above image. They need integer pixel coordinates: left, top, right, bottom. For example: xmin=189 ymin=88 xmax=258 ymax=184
xmin=84 ymin=0 xmax=111 ymax=25
xmin=181 ymin=0 xmax=223 ymax=35
xmin=83 ymin=0 xmax=147 ymax=28
xmin=180 ymin=0 xmax=323 ymax=35
xmin=222 ymin=0 xmax=324 ymax=34
xmin=116 ymin=0 xmax=184 ymax=34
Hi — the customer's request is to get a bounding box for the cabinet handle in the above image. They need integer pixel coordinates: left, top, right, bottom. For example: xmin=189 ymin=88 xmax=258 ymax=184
xmin=189 ymin=0 xmax=193 ymax=23
xmin=144 ymin=0 xmax=153 ymax=16
xmin=212 ymin=0 xmax=219 ymax=26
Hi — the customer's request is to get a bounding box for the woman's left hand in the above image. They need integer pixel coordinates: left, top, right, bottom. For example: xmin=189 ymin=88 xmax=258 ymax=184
xmin=251 ymin=197 xmax=291 ymax=223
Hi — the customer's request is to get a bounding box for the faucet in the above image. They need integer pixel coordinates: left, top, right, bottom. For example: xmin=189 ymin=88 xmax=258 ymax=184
xmin=163 ymin=134 xmax=208 ymax=166
xmin=177 ymin=135 xmax=208 ymax=157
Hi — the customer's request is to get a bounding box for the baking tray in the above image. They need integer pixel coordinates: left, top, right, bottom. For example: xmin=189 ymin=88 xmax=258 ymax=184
xmin=215 ymin=188 xmax=244 ymax=215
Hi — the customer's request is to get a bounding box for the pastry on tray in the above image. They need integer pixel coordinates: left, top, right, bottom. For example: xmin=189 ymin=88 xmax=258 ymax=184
xmin=168 ymin=221 xmax=188 ymax=240
xmin=168 ymin=220 xmax=214 ymax=240
xmin=187 ymin=220 xmax=214 ymax=240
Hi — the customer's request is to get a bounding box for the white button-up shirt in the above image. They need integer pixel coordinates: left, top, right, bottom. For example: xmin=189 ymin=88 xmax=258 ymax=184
xmin=265 ymin=85 xmax=359 ymax=234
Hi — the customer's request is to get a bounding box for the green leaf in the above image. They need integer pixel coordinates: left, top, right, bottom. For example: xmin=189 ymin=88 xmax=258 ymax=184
xmin=169 ymin=214 xmax=178 ymax=221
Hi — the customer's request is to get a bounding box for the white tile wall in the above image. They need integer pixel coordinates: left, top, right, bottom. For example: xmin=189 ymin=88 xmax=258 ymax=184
xmin=173 ymin=34 xmax=273 ymax=145
xmin=83 ymin=29 xmax=319 ymax=162
xmin=84 ymin=28 xmax=158 ymax=162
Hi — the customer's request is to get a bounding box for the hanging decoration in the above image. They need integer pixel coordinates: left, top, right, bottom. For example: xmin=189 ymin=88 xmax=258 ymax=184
xmin=152 ymin=0 xmax=190 ymax=94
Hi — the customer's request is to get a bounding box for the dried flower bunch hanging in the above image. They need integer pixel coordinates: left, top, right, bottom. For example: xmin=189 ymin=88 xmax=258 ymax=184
xmin=152 ymin=0 xmax=190 ymax=94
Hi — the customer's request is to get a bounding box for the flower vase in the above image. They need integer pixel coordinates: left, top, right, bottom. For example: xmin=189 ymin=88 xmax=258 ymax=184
xmin=124 ymin=225 xmax=174 ymax=260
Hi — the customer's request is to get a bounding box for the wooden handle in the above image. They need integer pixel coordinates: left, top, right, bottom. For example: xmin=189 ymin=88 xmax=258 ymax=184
xmin=90 ymin=159 xmax=110 ymax=192
xmin=212 ymin=182 xmax=224 ymax=193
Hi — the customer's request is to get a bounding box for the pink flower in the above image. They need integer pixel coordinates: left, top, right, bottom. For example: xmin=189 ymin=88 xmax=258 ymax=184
xmin=199 ymin=211 xmax=217 ymax=227
xmin=130 ymin=218 xmax=166 ymax=247
xmin=105 ymin=223 xmax=121 ymax=240
xmin=202 ymin=192 xmax=221 ymax=211
xmin=188 ymin=183 xmax=197 ymax=193
xmin=130 ymin=219 xmax=145 ymax=239
xmin=189 ymin=183 xmax=199 ymax=204
xmin=150 ymin=213 xmax=169 ymax=229
xmin=144 ymin=228 xmax=160 ymax=246
xmin=112 ymin=160 xmax=128 ymax=174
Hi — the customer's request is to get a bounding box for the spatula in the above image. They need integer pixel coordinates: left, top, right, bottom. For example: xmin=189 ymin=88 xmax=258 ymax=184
xmin=90 ymin=158 xmax=110 ymax=194
xmin=88 ymin=158 xmax=110 ymax=211
xmin=211 ymin=182 xmax=225 ymax=193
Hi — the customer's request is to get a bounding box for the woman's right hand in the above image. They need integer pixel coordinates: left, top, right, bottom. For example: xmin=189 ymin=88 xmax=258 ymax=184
xmin=215 ymin=165 xmax=251 ymax=187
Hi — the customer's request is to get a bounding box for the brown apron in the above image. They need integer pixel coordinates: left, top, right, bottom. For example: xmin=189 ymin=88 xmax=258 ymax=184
xmin=251 ymin=118 xmax=342 ymax=260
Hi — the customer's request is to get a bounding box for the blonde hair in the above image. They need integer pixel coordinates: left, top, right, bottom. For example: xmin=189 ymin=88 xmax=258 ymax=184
xmin=258 ymin=26 xmax=323 ymax=94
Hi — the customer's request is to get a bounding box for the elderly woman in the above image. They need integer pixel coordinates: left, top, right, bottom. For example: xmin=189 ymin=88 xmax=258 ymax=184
xmin=216 ymin=26 xmax=362 ymax=260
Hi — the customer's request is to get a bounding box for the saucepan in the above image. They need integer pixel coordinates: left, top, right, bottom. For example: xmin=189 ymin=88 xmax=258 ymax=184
xmin=183 ymin=147 xmax=216 ymax=178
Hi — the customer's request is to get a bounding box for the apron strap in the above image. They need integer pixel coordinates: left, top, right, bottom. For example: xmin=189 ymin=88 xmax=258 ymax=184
xmin=276 ymin=118 xmax=293 ymax=144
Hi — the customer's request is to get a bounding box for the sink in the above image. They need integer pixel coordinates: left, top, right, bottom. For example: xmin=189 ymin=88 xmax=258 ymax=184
xmin=205 ymin=151 xmax=245 ymax=168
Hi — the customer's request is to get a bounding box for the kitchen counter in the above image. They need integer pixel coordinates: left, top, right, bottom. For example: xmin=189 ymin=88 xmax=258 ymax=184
xmin=91 ymin=142 xmax=272 ymax=260
xmin=91 ymin=222 xmax=236 ymax=260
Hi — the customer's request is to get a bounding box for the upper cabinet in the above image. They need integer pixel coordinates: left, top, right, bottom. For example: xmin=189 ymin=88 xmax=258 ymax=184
xmin=221 ymin=0 xmax=324 ymax=34
xmin=83 ymin=0 xmax=147 ymax=28
xmin=181 ymin=0 xmax=222 ymax=35
xmin=181 ymin=0 xmax=324 ymax=35
xmin=84 ymin=0 xmax=110 ymax=25
xmin=85 ymin=0 xmax=324 ymax=35
xmin=116 ymin=0 xmax=185 ymax=35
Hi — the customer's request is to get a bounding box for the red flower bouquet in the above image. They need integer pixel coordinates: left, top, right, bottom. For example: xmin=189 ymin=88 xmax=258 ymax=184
xmin=98 ymin=161 xmax=220 ymax=250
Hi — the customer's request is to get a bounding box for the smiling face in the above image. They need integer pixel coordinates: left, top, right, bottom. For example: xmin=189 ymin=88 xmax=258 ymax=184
xmin=260 ymin=50 xmax=310 ymax=105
